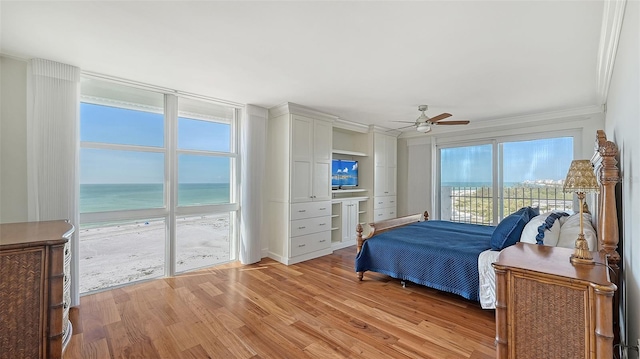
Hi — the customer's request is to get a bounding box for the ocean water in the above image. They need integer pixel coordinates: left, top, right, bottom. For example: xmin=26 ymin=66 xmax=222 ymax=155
xmin=80 ymin=183 xmax=230 ymax=213
xmin=441 ymin=182 xmax=559 ymax=188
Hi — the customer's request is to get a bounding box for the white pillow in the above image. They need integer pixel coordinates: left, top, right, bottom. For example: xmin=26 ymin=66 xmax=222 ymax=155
xmin=556 ymin=213 xmax=597 ymax=251
xmin=520 ymin=212 xmax=562 ymax=246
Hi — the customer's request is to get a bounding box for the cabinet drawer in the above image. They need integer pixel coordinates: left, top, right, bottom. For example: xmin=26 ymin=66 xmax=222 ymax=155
xmin=374 ymin=207 xmax=397 ymax=221
xmin=291 ymin=201 xmax=331 ymax=220
xmin=373 ymin=196 xmax=396 ymax=209
xmin=290 ymin=231 xmax=331 ymax=257
xmin=290 ymin=216 xmax=331 ymax=237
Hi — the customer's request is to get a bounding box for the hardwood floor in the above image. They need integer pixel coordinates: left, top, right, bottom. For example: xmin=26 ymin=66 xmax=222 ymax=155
xmin=65 ymin=247 xmax=496 ymax=359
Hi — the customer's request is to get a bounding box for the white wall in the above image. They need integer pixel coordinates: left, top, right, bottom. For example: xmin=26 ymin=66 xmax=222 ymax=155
xmin=604 ymin=0 xmax=640 ymax=355
xmin=0 ymin=56 xmax=28 ymax=223
xmin=398 ymin=137 xmax=431 ymax=217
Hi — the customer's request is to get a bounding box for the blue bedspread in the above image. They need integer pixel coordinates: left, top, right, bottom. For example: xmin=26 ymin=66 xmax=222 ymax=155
xmin=355 ymin=220 xmax=495 ymax=301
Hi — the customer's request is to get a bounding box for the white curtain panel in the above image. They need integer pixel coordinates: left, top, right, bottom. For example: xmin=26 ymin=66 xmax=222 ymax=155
xmin=27 ymin=58 xmax=80 ymax=305
xmin=239 ymin=105 xmax=268 ymax=264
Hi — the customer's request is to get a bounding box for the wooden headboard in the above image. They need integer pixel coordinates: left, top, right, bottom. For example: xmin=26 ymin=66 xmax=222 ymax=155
xmin=592 ymin=129 xmax=621 ymax=261
xmin=591 ymin=129 xmax=622 ymax=349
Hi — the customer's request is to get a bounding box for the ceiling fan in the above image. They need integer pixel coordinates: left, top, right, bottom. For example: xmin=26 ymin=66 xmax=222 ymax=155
xmin=394 ymin=105 xmax=470 ymax=133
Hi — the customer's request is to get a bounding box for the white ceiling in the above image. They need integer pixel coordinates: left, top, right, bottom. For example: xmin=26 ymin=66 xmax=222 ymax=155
xmin=1 ymin=1 xmax=605 ymax=132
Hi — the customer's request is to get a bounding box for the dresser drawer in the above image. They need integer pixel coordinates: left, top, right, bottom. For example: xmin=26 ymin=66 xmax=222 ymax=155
xmin=291 ymin=216 xmax=331 ymax=237
xmin=374 ymin=207 xmax=397 ymax=221
xmin=290 ymin=231 xmax=331 ymax=257
xmin=291 ymin=201 xmax=331 ymax=220
xmin=373 ymin=196 xmax=396 ymax=209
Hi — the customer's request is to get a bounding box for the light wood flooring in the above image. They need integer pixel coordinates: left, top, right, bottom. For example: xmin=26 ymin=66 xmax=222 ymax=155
xmin=65 ymin=247 xmax=496 ymax=359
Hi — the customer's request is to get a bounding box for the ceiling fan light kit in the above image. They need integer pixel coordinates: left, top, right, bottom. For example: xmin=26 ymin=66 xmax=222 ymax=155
xmin=416 ymin=123 xmax=431 ymax=132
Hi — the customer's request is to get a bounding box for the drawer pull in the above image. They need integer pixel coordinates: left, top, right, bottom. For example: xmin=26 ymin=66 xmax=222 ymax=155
xmin=378 ymin=214 xmax=383 ymax=217
xmin=298 ymin=209 xmax=306 ymax=213
xmin=390 ymin=212 xmax=395 ymax=215
xmin=298 ymin=244 xmax=306 ymax=247
xmin=384 ymin=191 xmax=389 ymax=194
xmin=378 ymin=202 xmax=383 ymax=204
xmin=319 ymin=223 xmax=326 ymax=226
xmin=319 ymin=207 xmax=326 ymax=210
xmin=319 ymin=239 xmax=326 ymax=243
xmin=298 ymin=226 xmax=306 ymax=230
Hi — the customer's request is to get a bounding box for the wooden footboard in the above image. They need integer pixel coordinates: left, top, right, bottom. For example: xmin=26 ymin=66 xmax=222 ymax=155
xmin=355 ymin=211 xmax=429 ymax=280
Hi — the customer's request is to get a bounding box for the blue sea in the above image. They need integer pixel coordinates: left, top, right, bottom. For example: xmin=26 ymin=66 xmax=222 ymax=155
xmin=80 ymin=183 xmax=230 ymax=213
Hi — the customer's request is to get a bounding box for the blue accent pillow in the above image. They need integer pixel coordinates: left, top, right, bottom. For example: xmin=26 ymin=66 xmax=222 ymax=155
xmin=535 ymin=212 xmax=569 ymax=245
xmin=490 ymin=207 xmax=539 ymax=250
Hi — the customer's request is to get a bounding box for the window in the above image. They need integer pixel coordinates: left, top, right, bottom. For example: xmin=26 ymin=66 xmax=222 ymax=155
xmin=438 ymin=135 xmax=574 ymax=225
xmin=79 ymin=77 xmax=239 ymax=293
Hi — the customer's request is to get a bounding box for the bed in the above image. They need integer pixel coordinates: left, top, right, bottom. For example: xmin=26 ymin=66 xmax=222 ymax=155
xmin=355 ymin=129 xmax=622 ymax=339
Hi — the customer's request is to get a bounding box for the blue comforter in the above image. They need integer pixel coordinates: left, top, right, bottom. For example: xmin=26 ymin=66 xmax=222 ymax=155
xmin=355 ymin=220 xmax=495 ymax=301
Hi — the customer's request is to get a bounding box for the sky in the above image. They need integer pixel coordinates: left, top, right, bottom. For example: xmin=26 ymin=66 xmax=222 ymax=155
xmin=440 ymin=137 xmax=573 ymax=185
xmin=80 ymin=103 xmax=231 ymax=184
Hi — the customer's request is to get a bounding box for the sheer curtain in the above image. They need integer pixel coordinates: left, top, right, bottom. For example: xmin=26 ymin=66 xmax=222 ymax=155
xmin=27 ymin=58 xmax=80 ymax=305
xmin=239 ymin=105 xmax=267 ymax=264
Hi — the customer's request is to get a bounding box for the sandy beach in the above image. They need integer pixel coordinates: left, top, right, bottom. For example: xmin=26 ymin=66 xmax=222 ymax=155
xmin=78 ymin=215 xmax=230 ymax=293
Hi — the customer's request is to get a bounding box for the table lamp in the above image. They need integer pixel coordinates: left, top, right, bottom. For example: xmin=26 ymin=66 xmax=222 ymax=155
xmin=562 ymin=159 xmax=600 ymax=265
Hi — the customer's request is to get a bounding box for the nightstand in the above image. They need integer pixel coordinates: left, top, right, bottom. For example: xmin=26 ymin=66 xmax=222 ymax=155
xmin=493 ymin=242 xmax=616 ymax=359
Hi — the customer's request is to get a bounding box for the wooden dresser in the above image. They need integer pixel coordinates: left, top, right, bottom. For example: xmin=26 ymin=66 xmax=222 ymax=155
xmin=493 ymin=243 xmax=616 ymax=359
xmin=0 ymin=220 xmax=74 ymax=359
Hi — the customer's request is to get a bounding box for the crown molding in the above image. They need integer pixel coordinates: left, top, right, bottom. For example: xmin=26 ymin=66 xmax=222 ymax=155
xmin=368 ymin=125 xmax=400 ymax=137
xmin=245 ymin=104 xmax=268 ymax=118
xmin=268 ymin=102 xmax=338 ymax=122
xmin=596 ymin=0 xmax=627 ymax=105
xmin=333 ymin=118 xmax=369 ymax=133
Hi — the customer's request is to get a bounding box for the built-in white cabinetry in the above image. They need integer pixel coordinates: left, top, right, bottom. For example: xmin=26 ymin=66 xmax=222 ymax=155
xmin=372 ymin=132 xmax=398 ymax=221
xmin=266 ymin=103 xmax=336 ymax=265
xmin=341 ymin=200 xmax=359 ymax=242
xmin=373 ymin=195 xmax=397 ymax=221
xmin=289 ymin=201 xmax=332 ymax=257
xmin=331 ymin=196 xmax=368 ymax=250
xmin=291 ymin=116 xmax=333 ymax=202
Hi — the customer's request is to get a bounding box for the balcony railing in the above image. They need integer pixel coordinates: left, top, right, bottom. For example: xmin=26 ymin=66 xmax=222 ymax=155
xmin=441 ymin=185 xmax=573 ymax=225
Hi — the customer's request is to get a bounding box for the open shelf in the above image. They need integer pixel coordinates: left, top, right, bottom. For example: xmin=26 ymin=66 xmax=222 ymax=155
xmin=332 ymin=149 xmax=367 ymax=157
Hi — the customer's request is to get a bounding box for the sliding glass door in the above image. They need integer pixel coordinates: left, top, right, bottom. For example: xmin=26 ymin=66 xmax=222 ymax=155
xmin=438 ymin=135 xmax=574 ymax=225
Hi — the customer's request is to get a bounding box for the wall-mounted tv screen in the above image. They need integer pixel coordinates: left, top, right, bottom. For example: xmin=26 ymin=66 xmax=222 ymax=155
xmin=332 ymin=159 xmax=358 ymax=188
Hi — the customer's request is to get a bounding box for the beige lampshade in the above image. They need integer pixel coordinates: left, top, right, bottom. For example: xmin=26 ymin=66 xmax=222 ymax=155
xmin=563 ymin=159 xmax=600 ymax=193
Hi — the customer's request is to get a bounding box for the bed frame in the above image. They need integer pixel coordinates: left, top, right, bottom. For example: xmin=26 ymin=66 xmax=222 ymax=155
xmin=355 ymin=129 xmax=622 ymax=342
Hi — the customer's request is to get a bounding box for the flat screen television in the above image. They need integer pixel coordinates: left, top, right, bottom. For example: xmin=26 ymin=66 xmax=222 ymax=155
xmin=332 ymin=159 xmax=358 ymax=188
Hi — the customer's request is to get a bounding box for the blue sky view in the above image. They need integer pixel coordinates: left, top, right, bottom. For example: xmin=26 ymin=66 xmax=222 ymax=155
xmin=441 ymin=137 xmax=573 ymax=185
xmin=80 ymin=103 xmax=231 ymax=184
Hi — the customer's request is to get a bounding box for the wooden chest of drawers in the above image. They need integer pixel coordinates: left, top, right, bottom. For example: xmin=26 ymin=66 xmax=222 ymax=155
xmin=0 ymin=220 xmax=74 ymax=359
xmin=493 ymin=243 xmax=616 ymax=359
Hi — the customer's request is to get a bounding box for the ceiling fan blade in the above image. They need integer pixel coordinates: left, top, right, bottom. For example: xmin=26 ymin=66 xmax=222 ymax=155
xmin=429 ymin=113 xmax=453 ymax=123
xmin=393 ymin=120 xmax=419 ymax=124
xmin=391 ymin=124 xmax=417 ymax=130
xmin=435 ymin=120 xmax=470 ymax=125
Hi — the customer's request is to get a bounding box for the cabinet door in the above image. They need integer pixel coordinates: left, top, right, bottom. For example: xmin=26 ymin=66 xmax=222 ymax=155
xmin=386 ymin=164 xmax=397 ymax=196
xmin=291 ymin=116 xmax=313 ymax=202
xmin=312 ymin=120 xmax=333 ymax=201
xmin=374 ymin=132 xmax=386 ymax=167
xmin=341 ymin=201 xmax=359 ymax=242
xmin=374 ymin=164 xmax=387 ymax=196
xmin=386 ymin=135 xmax=397 ymax=167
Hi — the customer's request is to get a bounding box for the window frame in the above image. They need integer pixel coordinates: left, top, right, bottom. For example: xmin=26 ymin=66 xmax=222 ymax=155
xmin=79 ymin=75 xmax=242 ymax=289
